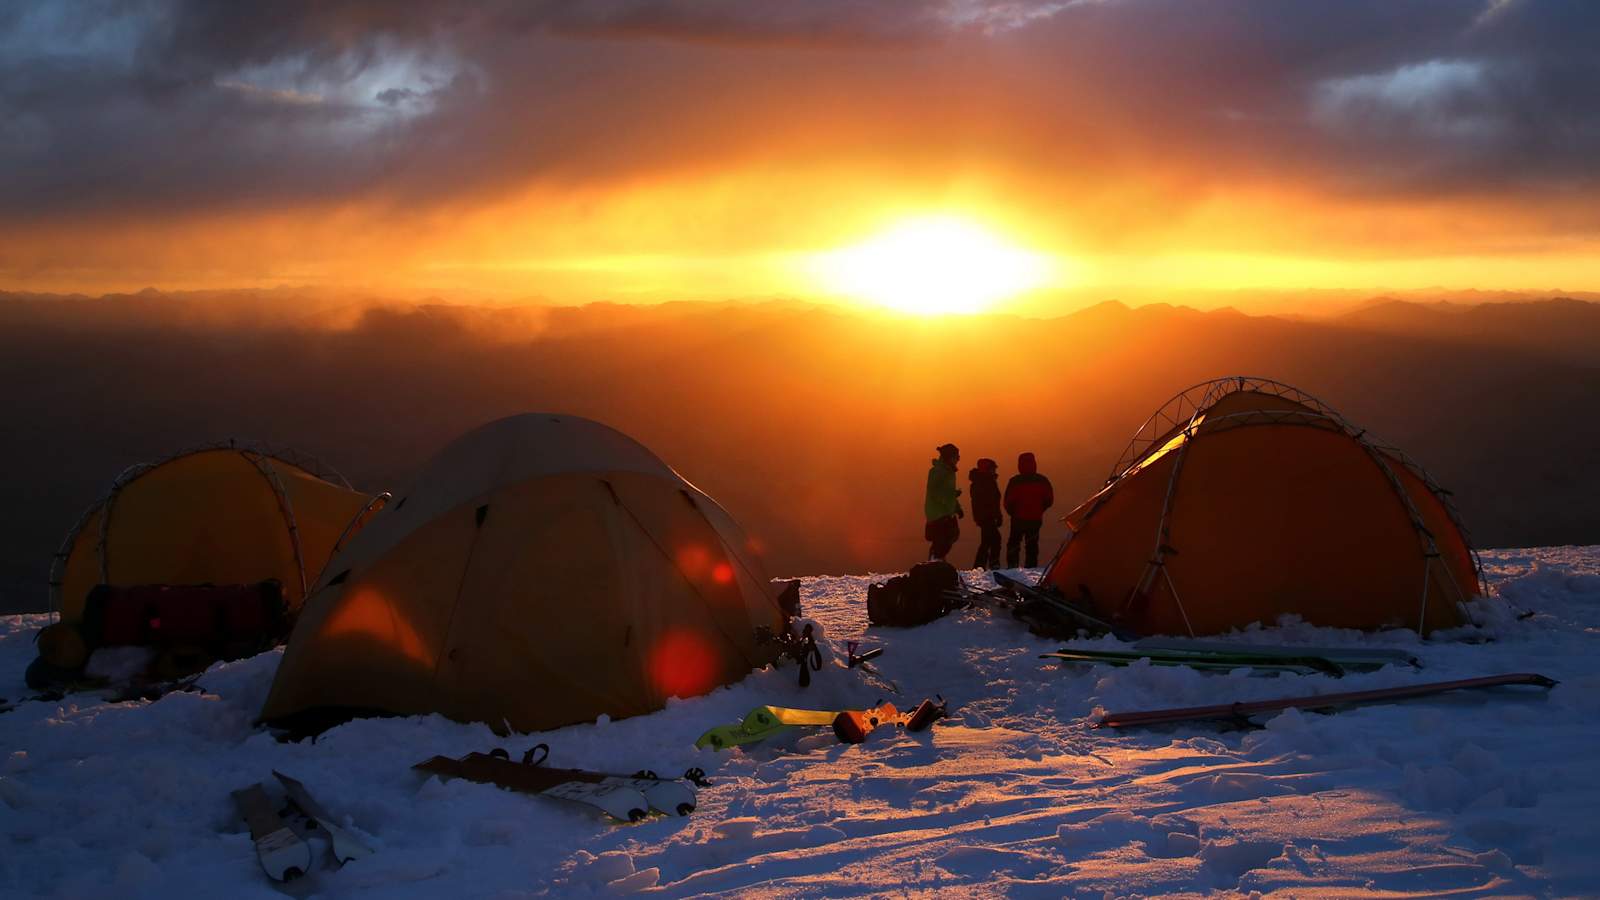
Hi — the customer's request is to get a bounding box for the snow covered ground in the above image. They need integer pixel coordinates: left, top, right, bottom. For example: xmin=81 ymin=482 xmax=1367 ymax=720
xmin=2 ymin=546 xmax=1598 ymax=898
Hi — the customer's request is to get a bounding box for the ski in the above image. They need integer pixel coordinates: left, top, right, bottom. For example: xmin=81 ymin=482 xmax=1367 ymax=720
xmin=693 ymin=705 xmax=837 ymax=750
xmin=1041 ymin=648 xmax=1345 ymax=676
xmin=414 ymin=752 xmax=649 ymax=822
xmin=272 ymin=770 xmax=374 ymax=865
xmin=232 ymin=782 xmax=313 ymax=882
xmin=1132 ymin=637 xmax=1419 ymax=670
xmin=989 ymin=572 xmax=1139 ymax=640
xmin=515 ymin=745 xmax=704 ymax=817
xmin=745 ymin=705 xmax=839 ymax=730
xmin=695 ymin=721 xmax=789 ymax=750
xmin=1097 ymin=672 xmax=1558 ymax=729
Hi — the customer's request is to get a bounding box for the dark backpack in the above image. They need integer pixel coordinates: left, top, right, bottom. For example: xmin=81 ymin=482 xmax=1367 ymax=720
xmin=867 ymin=561 xmax=959 ymax=627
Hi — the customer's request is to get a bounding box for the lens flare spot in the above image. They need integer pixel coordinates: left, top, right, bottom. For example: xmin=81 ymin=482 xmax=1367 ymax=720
xmin=677 ymin=545 xmax=711 ymax=578
xmin=648 ymin=628 xmax=719 ymax=699
xmin=711 ymin=562 xmax=735 ymax=584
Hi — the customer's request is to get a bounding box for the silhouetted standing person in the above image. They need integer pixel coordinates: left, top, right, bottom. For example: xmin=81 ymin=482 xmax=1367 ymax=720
xmin=1004 ymin=451 xmax=1054 ymax=568
xmin=968 ymin=458 xmax=1002 ymax=569
xmin=924 ymin=443 xmax=963 ymax=561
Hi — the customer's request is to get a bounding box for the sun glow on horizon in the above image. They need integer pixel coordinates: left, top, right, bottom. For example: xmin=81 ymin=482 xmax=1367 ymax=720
xmin=808 ymin=216 xmax=1056 ymax=315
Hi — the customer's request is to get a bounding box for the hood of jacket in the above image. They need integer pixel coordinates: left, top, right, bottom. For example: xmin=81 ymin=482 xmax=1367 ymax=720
xmin=1017 ymin=452 xmax=1037 ymax=475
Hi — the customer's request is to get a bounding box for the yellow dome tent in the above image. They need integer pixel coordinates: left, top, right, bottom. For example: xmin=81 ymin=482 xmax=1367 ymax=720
xmin=261 ymin=414 xmax=787 ymax=734
xmin=1042 ymin=378 xmax=1485 ymax=636
xmin=50 ymin=444 xmax=386 ymax=624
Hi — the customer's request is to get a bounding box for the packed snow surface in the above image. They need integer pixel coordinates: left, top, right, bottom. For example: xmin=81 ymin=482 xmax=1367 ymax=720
xmin=3 ymin=547 xmax=1598 ymax=898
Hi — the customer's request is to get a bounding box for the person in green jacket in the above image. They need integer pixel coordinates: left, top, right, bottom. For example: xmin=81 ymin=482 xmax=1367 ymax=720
xmin=924 ymin=443 xmax=964 ymax=561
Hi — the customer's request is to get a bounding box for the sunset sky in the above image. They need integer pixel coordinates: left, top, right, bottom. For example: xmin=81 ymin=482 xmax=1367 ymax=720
xmin=3 ymin=1 xmax=1598 ymax=312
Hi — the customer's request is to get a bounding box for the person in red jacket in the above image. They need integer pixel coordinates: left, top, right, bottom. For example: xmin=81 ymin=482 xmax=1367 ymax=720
xmin=1003 ymin=451 xmax=1054 ymax=568
xmin=967 ymin=458 xmax=1003 ymax=570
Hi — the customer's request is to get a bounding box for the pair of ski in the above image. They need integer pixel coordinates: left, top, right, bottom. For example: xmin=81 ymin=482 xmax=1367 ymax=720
xmin=232 ymin=770 xmax=373 ymax=883
xmin=1097 ymin=672 xmax=1557 ymax=728
xmin=953 ymin=571 xmax=1137 ymax=640
xmin=1042 ymin=641 xmax=1420 ymax=677
xmin=413 ymin=744 xmax=708 ymax=823
xmin=694 ymin=697 xmax=947 ymax=750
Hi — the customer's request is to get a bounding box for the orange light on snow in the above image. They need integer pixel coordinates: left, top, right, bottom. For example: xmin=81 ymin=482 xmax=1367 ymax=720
xmin=647 ymin=628 xmax=719 ymax=699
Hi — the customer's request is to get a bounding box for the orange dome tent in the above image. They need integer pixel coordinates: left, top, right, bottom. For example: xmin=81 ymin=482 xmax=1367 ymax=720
xmin=50 ymin=443 xmax=386 ymax=623
xmin=261 ymin=414 xmax=787 ymax=734
xmin=1042 ymin=378 xmax=1484 ymax=636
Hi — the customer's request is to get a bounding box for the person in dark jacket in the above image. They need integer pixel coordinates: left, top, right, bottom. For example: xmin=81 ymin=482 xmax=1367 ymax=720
xmin=968 ymin=458 xmax=1003 ymax=569
xmin=924 ymin=443 xmax=963 ymax=561
xmin=1003 ymin=451 xmax=1054 ymax=568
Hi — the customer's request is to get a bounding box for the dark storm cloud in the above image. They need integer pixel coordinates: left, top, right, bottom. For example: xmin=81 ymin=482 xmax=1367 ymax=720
xmin=1 ymin=0 xmax=1598 ymax=223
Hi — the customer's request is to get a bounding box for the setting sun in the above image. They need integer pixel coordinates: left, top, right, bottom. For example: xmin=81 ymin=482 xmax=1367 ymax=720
xmin=808 ymin=217 xmax=1055 ymax=314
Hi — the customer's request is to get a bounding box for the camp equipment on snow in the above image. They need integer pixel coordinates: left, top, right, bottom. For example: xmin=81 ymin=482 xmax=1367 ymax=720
xmin=844 ymin=640 xmax=901 ymax=694
xmin=1096 ymin=673 xmax=1557 ymax=728
xmin=952 ymin=572 xmax=1133 ymax=641
xmin=272 ymin=770 xmax=373 ymax=865
xmin=509 ymin=744 xmax=708 ymax=817
xmin=903 ymin=696 xmax=949 ymax=732
xmin=1042 ymin=377 xmax=1485 ymax=636
xmin=83 ymin=581 xmax=287 ymax=657
xmin=1042 ymin=648 xmax=1345 ymax=676
xmin=233 ymin=783 xmax=313 ymax=882
xmin=868 ymin=560 xmax=960 ymax=627
xmin=993 ymin=571 xmax=1135 ymax=639
xmin=31 ymin=581 xmax=292 ymax=691
xmin=261 ymin=414 xmax=791 ymax=736
xmin=833 ymin=697 xmax=947 ymax=742
xmin=35 ymin=622 xmax=88 ymax=669
xmin=757 ymin=620 xmax=824 ymax=687
xmin=695 ymin=697 xmax=947 ymax=750
xmin=832 ymin=701 xmax=902 ymax=744
xmin=1132 ymin=638 xmax=1420 ymax=669
xmin=847 ymin=643 xmax=884 ymax=668
xmin=414 ymin=750 xmax=651 ymax=822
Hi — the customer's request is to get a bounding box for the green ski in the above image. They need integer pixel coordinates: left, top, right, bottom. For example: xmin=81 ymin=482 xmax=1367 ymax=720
xmin=1042 ymin=648 xmax=1343 ymax=676
xmin=1132 ymin=638 xmax=1419 ymax=670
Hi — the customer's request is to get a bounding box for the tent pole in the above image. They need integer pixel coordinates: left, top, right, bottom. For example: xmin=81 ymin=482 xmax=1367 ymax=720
xmin=1161 ymin=566 xmax=1196 ymax=638
xmin=1417 ymin=558 xmax=1432 ymax=636
xmin=242 ymin=450 xmax=311 ymax=604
